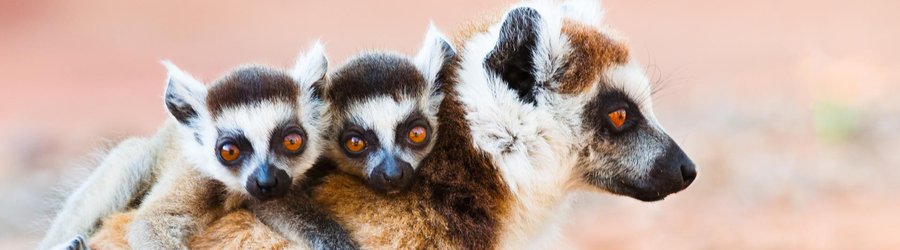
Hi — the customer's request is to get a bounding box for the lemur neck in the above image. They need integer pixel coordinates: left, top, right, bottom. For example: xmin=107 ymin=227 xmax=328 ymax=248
xmin=411 ymin=66 xmax=513 ymax=248
xmin=451 ymin=76 xmax=581 ymax=248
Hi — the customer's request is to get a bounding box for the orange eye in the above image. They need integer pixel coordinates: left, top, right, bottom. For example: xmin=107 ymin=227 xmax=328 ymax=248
xmin=345 ymin=137 xmax=366 ymax=153
xmin=608 ymin=109 xmax=627 ymax=129
xmin=408 ymin=126 xmax=427 ymax=144
xmin=283 ymin=133 xmax=303 ymax=152
xmin=219 ymin=143 xmax=241 ymax=162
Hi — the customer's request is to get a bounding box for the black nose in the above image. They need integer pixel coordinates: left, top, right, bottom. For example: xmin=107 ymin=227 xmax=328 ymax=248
xmin=368 ymin=156 xmax=414 ymax=194
xmin=246 ymin=164 xmax=291 ymax=201
xmin=628 ymin=142 xmax=698 ymax=201
xmin=681 ymin=161 xmax=697 ymax=186
xmin=659 ymin=143 xmax=696 ymax=188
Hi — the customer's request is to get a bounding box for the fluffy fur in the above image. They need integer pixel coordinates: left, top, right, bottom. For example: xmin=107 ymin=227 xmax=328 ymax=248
xmin=53 ymin=1 xmax=698 ymax=249
xmin=41 ymin=44 xmax=355 ymax=249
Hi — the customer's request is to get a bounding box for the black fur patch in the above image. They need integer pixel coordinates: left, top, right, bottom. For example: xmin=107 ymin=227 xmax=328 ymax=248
xmin=206 ymin=66 xmax=298 ymax=117
xmin=165 ymin=80 xmax=199 ymax=125
xmin=430 ymin=40 xmax=457 ymax=98
xmin=484 ymin=7 xmax=542 ymax=105
xmin=327 ymin=54 xmax=426 ymax=111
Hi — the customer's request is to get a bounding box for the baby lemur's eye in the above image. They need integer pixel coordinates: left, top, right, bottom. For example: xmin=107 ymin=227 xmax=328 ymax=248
xmin=345 ymin=136 xmax=366 ymax=154
xmin=283 ymin=133 xmax=303 ymax=153
xmin=219 ymin=143 xmax=241 ymax=162
xmin=408 ymin=126 xmax=427 ymax=144
xmin=608 ymin=109 xmax=627 ymax=129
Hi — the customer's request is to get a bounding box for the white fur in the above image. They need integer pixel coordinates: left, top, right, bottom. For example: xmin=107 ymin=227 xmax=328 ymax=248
xmin=452 ymin=1 xmax=673 ymax=248
xmin=559 ymin=0 xmax=605 ymax=27
xmin=38 ymin=138 xmax=159 ymax=249
xmin=414 ymin=24 xmax=452 ymax=90
xmin=161 ymin=61 xmax=209 ymax=120
xmin=292 ymin=41 xmax=329 ymax=90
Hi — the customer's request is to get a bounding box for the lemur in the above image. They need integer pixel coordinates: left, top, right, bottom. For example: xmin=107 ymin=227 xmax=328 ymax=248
xmin=41 ymin=45 xmax=356 ymax=249
xmin=81 ymin=24 xmax=453 ymax=250
xmin=56 ymin=0 xmax=699 ymax=249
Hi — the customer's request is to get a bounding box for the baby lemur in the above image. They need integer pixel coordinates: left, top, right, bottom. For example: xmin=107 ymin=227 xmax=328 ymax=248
xmin=43 ymin=45 xmax=355 ymax=249
xmin=244 ymin=26 xmax=454 ymax=245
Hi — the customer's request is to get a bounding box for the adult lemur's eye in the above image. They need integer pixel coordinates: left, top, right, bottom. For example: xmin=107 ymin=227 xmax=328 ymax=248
xmin=345 ymin=137 xmax=366 ymax=153
xmin=608 ymin=109 xmax=627 ymax=129
xmin=283 ymin=133 xmax=303 ymax=153
xmin=219 ymin=143 xmax=241 ymax=162
xmin=408 ymin=126 xmax=427 ymax=144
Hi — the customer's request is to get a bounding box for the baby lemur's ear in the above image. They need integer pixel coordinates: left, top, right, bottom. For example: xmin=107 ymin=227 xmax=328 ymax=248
xmin=162 ymin=60 xmax=208 ymax=125
xmin=414 ymin=24 xmax=456 ymax=99
xmin=291 ymin=42 xmax=328 ymax=99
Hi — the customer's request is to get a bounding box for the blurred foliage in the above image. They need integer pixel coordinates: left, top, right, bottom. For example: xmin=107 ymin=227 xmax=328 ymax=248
xmin=813 ymin=99 xmax=861 ymax=143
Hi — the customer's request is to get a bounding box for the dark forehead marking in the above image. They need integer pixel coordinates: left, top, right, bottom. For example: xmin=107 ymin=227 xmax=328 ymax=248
xmin=206 ymin=66 xmax=298 ymax=117
xmin=326 ymin=53 xmax=426 ymax=111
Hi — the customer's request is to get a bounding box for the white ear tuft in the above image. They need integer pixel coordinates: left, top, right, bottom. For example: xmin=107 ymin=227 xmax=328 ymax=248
xmin=161 ymin=60 xmax=207 ymax=124
xmin=559 ymin=0 xmax=604 ymax=26
xmin=414 ymin=23 xmax=455 ymax=88
xmin=291 ymin=41 xmax=328 ymax=91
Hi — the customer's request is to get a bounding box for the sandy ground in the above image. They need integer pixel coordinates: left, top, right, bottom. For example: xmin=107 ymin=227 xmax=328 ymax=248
xmin=1 ymin=0 xmax=899 ymax=249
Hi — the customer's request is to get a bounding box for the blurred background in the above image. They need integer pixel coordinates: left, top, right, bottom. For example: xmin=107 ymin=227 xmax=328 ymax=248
xmin=1 ymin=0 xmax=898 ymax=249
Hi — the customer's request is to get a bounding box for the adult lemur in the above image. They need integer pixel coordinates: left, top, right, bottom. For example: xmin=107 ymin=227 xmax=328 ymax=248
xmin=40 ymin=45 xmax=355 ymax=249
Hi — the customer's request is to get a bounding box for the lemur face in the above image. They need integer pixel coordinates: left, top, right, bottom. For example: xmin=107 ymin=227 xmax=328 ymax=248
xmin=466 ymin=2 xmax=696 ymax=201
xmin=323 ymin=29 xmax=453 ymax=194
xmin=161 ymin=45 xmax=328 ymax=201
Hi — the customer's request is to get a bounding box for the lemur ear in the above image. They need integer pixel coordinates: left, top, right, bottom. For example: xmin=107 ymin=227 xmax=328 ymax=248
xmin=559 ymin=0 xmax=604 ymax=26
xmin=414 ymin=24 xmax=455 ymax=97
xmin=485 ymin=7 xmax=544 ymax=105
xmin=291 ymin=42 xmax=328 ymax=99
xmin=162 ymin=60 xmax=208 ymax=125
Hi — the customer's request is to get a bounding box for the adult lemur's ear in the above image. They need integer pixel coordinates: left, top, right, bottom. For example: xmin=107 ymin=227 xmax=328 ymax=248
xmin=162 ymin=61 xmax=208 ymax=125
xmin=485 ymin=7 xmax=545 ymax=105
xmin=414 ymin=23 xmax=456 ymax=98
xmin=291 ymin=41 xmax=328 ymax=99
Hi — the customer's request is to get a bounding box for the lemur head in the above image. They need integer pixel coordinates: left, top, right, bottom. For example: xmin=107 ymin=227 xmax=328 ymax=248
xmin=461 ymin=1 xmax=696 ymax=201
xmin=322 ymin=27 xmax=454 ymax=194
xmin=161 ymin=44 xmax=328 ymax=201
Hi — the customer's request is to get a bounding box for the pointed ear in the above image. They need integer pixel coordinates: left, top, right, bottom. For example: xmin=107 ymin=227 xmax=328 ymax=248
xmin=559 ymin=0 xmax=604 ymax=26
xmin=161 ymin=61 xmax=207 ymax=125
xmin=414 ymin=23 xmax=456 ymax=98
xmin=291 ymin=42 xmax=328 ymax=99
xmin=485 ymin=7 xmax=544 ymax=104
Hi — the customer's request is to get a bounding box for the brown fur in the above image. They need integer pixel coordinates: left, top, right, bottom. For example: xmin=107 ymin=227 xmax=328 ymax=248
xmin=177 ymin=26 xmax=515 ymax=248
xmin=91 ymin=9 xmax=637 ymax=250
xmin=451 ymin=14 xmax=499 ymax=52
xmin=190 ymin=210 xmax=293 ymax=250
xmin=89 ymin=210 xmax=293 ymax=250
xmin=557 ymin=20 xmax=629 ymax=94
xmin=88 ymin=212 xmax=134 ymax=250
xmin=206 ymin=66 xmax=299 ymax=117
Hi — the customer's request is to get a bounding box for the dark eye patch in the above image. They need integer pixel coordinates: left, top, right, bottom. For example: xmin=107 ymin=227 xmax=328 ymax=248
xmin=395 ymin=111 xmax=432 ymax=149
xmin=583 ymin=89 xmax=645 ymax=136
xmin=338 ymin=123 xmax=381 ymax=158
xmin=269 ymin=118 xmax=307 ymax=157
xmin=215 ymin=128 xmax=253 ymax=167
